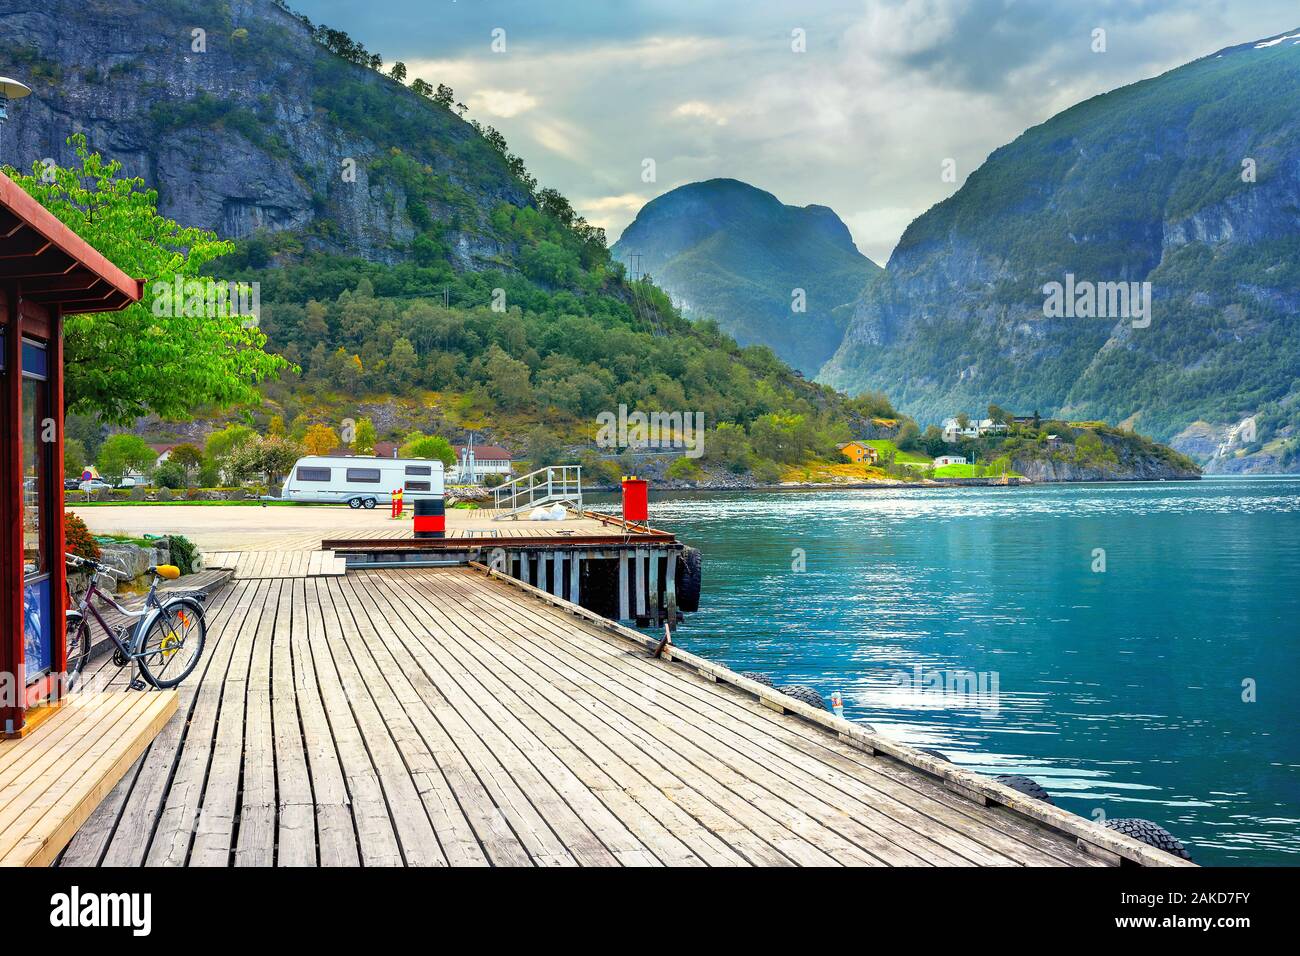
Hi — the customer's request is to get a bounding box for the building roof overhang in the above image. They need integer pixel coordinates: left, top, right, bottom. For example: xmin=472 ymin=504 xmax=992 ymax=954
xmin=0 ymin=174 xmax=142 ymax=313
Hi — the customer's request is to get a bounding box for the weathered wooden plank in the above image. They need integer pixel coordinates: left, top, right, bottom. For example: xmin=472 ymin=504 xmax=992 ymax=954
xmin=301 ymin=578 xmax=404 ymax=866
xmin=287 ymin=576 xmax=359 ymax=867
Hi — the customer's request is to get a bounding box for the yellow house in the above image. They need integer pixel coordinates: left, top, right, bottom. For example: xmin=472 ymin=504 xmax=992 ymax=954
xmin=837 ymin=441 xmax=879 ymax=465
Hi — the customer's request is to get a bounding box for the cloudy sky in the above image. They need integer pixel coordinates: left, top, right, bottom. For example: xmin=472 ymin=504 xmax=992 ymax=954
xmin=293 ymin=0 xmax=1299 ymax=264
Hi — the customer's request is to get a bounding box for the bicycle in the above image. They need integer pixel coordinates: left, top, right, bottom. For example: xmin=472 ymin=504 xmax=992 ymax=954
xmin=64 ymin=553 xmax=208 ymax=691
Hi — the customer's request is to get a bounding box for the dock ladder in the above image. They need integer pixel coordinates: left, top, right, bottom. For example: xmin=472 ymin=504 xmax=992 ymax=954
xmin=493 ymin=465 xmax=583 ymax=520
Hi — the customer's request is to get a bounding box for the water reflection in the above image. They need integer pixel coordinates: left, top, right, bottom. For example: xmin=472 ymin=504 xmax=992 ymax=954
xmin=602 ymin=477 xmax=1300 ymax=865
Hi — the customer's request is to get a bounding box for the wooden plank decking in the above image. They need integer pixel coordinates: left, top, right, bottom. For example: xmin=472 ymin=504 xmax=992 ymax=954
xmin=1 ymin=692 xmax=177 ymax=866
xmin=204 ymin=550 xmax=346 ymax=579
xmin=55 ymin=560 xmax=1184 ymax=867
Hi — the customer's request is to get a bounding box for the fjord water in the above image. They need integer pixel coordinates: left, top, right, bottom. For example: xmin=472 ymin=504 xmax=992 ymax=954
xmin=648 ymin=478 xmax=1300 ymax=866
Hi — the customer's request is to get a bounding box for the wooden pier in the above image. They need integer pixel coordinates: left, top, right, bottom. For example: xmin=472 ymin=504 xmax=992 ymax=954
xmin=57 ymin=553 xmax=1191 ymax=867
xmin=324 ymin=508 xmax=694 ymax=629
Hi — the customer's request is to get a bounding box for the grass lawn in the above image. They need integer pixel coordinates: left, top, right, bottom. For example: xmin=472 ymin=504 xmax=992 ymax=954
xmin=932 ymin=463 xmax=1023 ymax=478
xmin=863 ymin=439 xmax=931 ymax=466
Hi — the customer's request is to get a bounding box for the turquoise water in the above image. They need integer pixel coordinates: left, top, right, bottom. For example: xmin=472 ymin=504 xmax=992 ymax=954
xmin=635 ymin=478 xmax=1300 ymax=866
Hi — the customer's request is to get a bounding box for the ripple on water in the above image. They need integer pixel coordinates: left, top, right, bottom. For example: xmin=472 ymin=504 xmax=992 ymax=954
xmin=626 ymin=478 xmax=1300 ymax=865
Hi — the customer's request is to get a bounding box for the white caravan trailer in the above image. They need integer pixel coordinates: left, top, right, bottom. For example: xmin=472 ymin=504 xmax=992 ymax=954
xmin=280 ymin=455 xmax=445 ymax=508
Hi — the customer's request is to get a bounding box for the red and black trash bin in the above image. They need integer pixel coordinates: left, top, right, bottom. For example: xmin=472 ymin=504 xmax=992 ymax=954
xmin=413 ymin=496 xmax=445 ymax=538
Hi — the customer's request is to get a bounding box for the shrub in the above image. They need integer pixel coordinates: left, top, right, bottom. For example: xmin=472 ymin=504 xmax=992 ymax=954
xmin=154 ymin=460 xmax=187 ymax=489
xmin=156 ymin=487 xmax=173 ymax=501
xmin=64 ymin=512 xmax=101 ymax=560
xmin=483 ymin=473 xmax=505 ymax=488
xmin=666 ymin=457 xmax=702 ymax=481
xmin=751 ymin=458 xmax=784 ymax=483
xmin=166 ymin=535 xmax=199 ymax=575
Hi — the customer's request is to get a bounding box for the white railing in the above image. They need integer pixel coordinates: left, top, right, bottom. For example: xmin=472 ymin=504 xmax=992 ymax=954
xmin=492 ymin=465 xmax=583 ymax=519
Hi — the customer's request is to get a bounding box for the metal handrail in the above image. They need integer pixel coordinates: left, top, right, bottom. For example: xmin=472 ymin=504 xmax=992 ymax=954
xmin=493 ymin=465 xmax=583 ymax=519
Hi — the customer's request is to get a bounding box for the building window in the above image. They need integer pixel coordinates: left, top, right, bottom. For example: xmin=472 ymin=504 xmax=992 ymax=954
xmin=296 ymin=466 xmax=331 ymax=482
xmin=405 ymin=465 xmax=431 ymax=476
xmin=21 ymin=340 xmax=52 ymax=682
xmin=346 ymin=468 xmax=381 ymax=483
xmin=405 ymin=481 xmax=431 ymax=492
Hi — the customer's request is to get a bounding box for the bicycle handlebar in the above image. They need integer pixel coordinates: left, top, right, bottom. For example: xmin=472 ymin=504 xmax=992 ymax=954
xmin=65 ymin=552 xmax=122 ymax=579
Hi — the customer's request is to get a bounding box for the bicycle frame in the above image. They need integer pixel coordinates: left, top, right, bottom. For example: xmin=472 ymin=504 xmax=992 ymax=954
xmin=69 ymin=570 xmax=162 ymax=663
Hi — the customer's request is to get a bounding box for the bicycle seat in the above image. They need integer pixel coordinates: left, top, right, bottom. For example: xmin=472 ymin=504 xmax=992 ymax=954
xmin=151 ymin=565 xmax=181 ymax=580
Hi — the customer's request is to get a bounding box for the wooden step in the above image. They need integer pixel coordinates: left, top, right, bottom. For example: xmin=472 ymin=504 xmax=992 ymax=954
xmin=0 ymin=691 xmax=178 ymax=866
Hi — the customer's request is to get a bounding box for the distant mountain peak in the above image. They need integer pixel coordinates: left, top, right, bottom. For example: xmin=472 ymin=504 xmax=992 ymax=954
xmin=611 ymin=179 xmax=878 ymax=374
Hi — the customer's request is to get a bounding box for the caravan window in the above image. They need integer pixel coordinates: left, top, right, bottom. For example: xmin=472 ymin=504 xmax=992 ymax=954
xmin=405 ymin=481 xmax=431 ymax=492
xmin=405 ymin=465 xmax=431 ymax=476
xmin=297 ymin=467 xmax=331 ymax=482
xmin=346 ymin=468 xmax=382 ymax=484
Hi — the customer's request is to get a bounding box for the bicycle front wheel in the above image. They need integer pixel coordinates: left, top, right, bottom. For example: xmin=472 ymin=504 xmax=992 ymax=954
xmin=135 ymin=600 xmax=207 ymax=688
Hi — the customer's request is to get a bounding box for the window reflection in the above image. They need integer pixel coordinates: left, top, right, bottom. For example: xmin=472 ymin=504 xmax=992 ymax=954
xmin=21 ymin=343 xmax=51 ymax=682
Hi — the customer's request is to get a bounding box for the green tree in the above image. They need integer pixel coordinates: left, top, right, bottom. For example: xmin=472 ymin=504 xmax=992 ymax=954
xmin=388 ymin=61 xmax=407 ymax=82
xmin=399 ymin=432 xmax=455 ymax=468
xmin=168 ymin=443 xmax=204 ymax=477
xmin=153 ymin=460 xmax=188 ymax=489
xmin=64 ymin=438 xmax=88 ymax=480
xmin=703 ymin=423 xmax=753 ymax=473
xmin=256 ymin=435 xmax=304 ymax=485
xmin=96 ymin=434 xmax=157 ymax=485
xmin=353 ymin=417 xmax=377 ymax=455
xmin=525 ymin=428 xmax=562 ymax=468
xmin=484 ymin=344 xmax=534 ymax=410
xmin=748 ymin=413 xmax=813 ymax=464
xmin=205 ymin=424 xmax=255 ymax=460
xmin=7 ymin=134 xmax=290 ymax=423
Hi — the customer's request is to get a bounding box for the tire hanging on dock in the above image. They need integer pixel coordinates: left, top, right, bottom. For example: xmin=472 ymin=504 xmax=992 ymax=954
xmin=675 ymin=546 xmax=702 ymax=613
xmin=740 ymin=672 xmax=775 ymax=688
xmin=994 ymin=774 xmax=1054 ymax=805
xmin=775 ymin=684 xmax=827 ymax=710
xmin=1103 ymin=818 xmax=1194 ymax=861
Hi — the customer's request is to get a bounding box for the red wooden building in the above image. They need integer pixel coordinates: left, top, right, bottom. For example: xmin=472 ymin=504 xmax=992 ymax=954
xmin=0 ymin=174 xmax=142 ymax=735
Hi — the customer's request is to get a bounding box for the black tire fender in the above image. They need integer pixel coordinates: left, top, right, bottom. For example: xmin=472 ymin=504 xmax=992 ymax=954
xmin=1103 ymin=818 xmax=1194 ymax=861
xmin=994 ymin=774 xmax=1054 ymax=805
xmin=775 ymin=684 xmax=827 ymax=711
xmin=674 ymin=546 xmax=702 ymax=613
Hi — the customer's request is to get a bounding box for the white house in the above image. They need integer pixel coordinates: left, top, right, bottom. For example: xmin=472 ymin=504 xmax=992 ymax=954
xmin=942 ymin=417 xmax=1008 ymax=439
xmin=933 ymin=454 xmax=967 ymax=467
xmin=454 ymin=444 xmax=513 ymax=483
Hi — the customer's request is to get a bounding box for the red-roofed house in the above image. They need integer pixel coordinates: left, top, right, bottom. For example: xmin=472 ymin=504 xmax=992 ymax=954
xmin=454 ymin=444 xmax=512 ymax=483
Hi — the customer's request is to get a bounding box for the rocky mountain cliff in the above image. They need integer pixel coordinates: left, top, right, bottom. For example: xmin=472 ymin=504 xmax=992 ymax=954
xmin=0 ymin=0 xmax=527 ymax=268
xmin=612 ymin=179 xmax=880 ymax=375
xmin=819 ymin=29 xmax=1300 ymax=471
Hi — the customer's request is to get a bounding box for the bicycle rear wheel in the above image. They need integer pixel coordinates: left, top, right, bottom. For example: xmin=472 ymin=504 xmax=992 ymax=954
xmin=135 ymin=599 xmax=207 ymax=688
xmin=65 ymin=613 xmax=91 ymax=689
